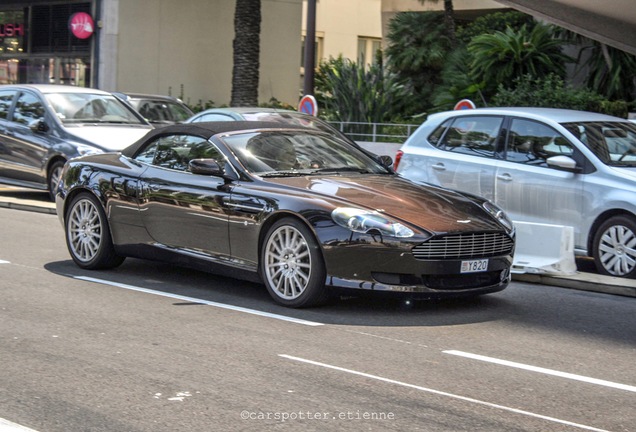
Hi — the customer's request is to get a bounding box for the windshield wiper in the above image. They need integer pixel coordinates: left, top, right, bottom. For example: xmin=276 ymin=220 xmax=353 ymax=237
xmin=309 ymin=166 xmax=372 ymax=174
xmin=259 ymin=170 xmax=308 ymax=178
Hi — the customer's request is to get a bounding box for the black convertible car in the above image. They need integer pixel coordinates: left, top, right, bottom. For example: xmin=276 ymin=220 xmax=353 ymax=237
xmin=56 ymin=121 xmax=515 ymax=307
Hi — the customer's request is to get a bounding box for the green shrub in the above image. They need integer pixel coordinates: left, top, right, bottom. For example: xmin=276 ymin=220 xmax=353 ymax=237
xmin=492 ymin=74 xmax=629 ymax=117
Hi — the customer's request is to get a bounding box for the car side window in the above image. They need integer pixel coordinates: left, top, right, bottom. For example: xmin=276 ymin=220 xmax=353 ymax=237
xmin=12 ymin=92 xmax=45 ymax=125
xmin=428 ymin=119 xmax=452 ymax=148
xmin=135 ymin=134 xmax=223 ymax=172
xmin=438 ymin=116 xmax=503 ymax=157
xmin=506 ymin=119 xmax=574 ymax=166
xmin=0 ymin=90 xmax=16 ymax=120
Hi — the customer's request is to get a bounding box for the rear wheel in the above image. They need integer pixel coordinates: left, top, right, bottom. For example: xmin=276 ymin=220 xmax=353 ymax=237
xmin=593 ymin=215 xmax=636 ymax=278
xmin=261 ymin=218 xmax=328 ymax=307
xmin=65 ymin=193 xmax=125 ymax=269
xmin=47 ymin=160 xmax=65 ymax=201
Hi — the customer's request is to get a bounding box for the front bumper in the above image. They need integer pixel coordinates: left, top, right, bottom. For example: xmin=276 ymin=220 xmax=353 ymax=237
xmin=321 ymin=234 xmax=513 ymax=295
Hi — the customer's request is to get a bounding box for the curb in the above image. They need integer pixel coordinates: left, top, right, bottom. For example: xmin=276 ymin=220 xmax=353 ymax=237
xmin=512 ymin=272 xmax=636 ymax=298
xmin=0 ymin=199 xmax=57 ymax=215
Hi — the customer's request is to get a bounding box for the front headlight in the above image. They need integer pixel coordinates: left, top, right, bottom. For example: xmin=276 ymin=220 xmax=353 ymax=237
xmin=482 ymin=201 xmax=514 ymax=232
xmin=76 ymin=144 xmax=104 ymax=157
xmin=332 ymin=207 xmax=414 ymax=238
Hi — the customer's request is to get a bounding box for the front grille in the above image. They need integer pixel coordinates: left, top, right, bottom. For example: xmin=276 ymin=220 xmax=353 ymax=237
xmin=413 ymin=232 xmax=513 ymax=260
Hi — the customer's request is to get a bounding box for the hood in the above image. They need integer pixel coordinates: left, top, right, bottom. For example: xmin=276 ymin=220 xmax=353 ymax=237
xmin=607 ymin=165 xmax=636 ymax=181
xmin=268 ymin=175 xmax=504 ymax=234
xmin=64 ymin=125 xmax=153 ymax=151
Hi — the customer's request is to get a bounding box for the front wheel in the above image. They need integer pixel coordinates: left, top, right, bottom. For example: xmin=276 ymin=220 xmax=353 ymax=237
xmin=593 ymin=215 xmax=636 ymax=278
xmin=65 ymin=193 xmax=125 ymax=269
xmin=261 ymin=218 xmax=328 ymax=308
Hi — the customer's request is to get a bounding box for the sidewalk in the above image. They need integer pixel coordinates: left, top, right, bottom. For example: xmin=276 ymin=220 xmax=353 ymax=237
xmin=0 ymin=187 xmax=56 ymax=215
xmin=1 ymin=186 xmax=635 ymax=299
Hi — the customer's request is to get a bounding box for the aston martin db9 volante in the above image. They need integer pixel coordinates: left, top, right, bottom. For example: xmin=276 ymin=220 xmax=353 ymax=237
xmin=56 ymin=121 xmax=515 ymax=307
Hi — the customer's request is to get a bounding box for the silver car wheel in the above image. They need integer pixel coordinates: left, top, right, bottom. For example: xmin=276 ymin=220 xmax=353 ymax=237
xmin=598 ymin=224 xmax=636 ymax=276
xmin=263 ymin=225 xmax=312 ymax=300
xmin=68 ymin=197 xmax=103 ymax=263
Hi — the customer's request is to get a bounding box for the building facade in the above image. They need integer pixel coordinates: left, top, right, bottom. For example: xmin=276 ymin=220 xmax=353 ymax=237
xmin=0 ymin=0 xmax=303 ymax=106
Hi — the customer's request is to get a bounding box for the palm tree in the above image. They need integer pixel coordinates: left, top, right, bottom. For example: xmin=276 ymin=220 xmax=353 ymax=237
xmin=468 ymin=23 xmax=572 ymax=96
xmin=419 ymin=0 xmax=457 ymax=48
xmin=385 ymin=11 xmax=450 ymax=114
xmin=231 ymin=0 xmax=261 ymax=107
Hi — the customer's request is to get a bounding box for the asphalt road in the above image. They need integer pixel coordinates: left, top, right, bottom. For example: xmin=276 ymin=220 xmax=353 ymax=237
xmin=1 ymin=207 xmax=635 ymax=432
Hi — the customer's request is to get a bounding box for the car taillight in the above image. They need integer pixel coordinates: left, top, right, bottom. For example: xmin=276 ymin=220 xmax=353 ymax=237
xmin=393 ymin=150 xmax=403 ymax=171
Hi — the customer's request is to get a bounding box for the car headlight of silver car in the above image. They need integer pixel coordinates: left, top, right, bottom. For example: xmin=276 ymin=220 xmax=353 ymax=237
xmin=482 ymin=201 xmax=514 ymax=232
xmin=332 ymin=207 xmax=415 ymax=238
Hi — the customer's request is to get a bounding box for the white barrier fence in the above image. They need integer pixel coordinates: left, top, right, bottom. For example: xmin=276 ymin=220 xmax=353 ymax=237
xmin=511 ymin=221 xmax=577 ymax=275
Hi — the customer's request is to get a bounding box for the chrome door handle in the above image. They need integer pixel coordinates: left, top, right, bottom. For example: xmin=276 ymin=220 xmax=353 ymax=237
xmin=432 ymin=163 xmax=446 ymax=171
xmin=496 ymin=173 xmax=512 ymax=182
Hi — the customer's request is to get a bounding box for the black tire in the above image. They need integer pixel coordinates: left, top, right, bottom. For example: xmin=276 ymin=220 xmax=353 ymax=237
xmin=260 ymin=217 xmax=328 ymax=307
xmin=47 ymin=160 xmax=65 ymax=201
xmin=65 ymin=193 xmax=125 ymax=270
xmin=593 ymin=215 xmax=636 ymax=278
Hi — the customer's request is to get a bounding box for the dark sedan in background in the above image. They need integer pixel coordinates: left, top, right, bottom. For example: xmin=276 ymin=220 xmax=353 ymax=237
xmin=56 ymin=121 xmax=515 ymax=307
xmin=114 ymin=92 xmax=194 ymax=126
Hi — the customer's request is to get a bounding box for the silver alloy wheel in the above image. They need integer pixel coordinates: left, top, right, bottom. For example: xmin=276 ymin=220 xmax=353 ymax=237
xmin=263 ymin=225 xmax=312 ymax=300
xmin=598 ymin=224 xmax=636 ymax=276
xmin=68 ymin=198 xmax=103 ymax=263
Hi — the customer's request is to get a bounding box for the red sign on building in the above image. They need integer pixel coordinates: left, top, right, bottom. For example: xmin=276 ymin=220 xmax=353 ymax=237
xmin=69 ymin=12 xmax=94 ymax=39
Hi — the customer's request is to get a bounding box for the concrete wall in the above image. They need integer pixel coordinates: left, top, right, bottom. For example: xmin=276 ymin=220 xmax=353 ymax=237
xmin=100 ymin=0 xmax=302 ymax=107
xmin=302 ymin=0 xmax=383 ymax=62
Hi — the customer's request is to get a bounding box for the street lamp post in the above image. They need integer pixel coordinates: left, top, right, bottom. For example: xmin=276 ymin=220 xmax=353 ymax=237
xmin=303 ymin=0 xmax=316 ymax=96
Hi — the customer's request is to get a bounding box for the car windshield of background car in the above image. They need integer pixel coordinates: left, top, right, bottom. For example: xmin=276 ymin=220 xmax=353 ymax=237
xmin=222 ymin=131 xmax=389 ymax=176
xmin=241 ymin=112 xmax=353 ymax=142
xmin=562 ymin=121 xmax=636 ymax=167
xmin=45 ymin=93 xmax=145 ymax=125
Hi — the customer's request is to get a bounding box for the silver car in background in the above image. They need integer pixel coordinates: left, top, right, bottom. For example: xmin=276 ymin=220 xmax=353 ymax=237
xmin=0 ymin=84 xmax=152 ymax=199
xmin=395 ymin=107 xmax=636 ymax=278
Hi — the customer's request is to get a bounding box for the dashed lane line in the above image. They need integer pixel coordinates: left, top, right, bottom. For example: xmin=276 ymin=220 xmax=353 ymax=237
xmin=444 ymin=350 xmax=636 ymax=393
xmin=280 ymin=354 xmax=611 ymax=432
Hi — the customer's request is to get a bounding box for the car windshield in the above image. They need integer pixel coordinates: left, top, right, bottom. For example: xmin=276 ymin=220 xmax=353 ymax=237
xmin=562 ymin=121 xmax=636 ymax=167
xmin=45 ymin=92 xmax=145 ymax=125
xmin=221 ymin=130 xmax=390 ymax=176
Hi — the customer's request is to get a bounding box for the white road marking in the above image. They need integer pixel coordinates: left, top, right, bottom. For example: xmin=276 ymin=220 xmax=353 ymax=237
xmin=0 ymin=260 xmax=9 ymax=264
xmin=73 ymin=276 xmax=323 ymax=326
xmin=444 ymin=350 xmax=636 ymax=393
xmin=280 ymin=354 xmax=610 ymax=432
xmin=0 ymin=418 xmax=39 ymax=432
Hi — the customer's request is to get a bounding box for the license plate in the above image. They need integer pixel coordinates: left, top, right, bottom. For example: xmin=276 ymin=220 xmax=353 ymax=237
xmin=460 ymin=259 xmax=489 ymax=273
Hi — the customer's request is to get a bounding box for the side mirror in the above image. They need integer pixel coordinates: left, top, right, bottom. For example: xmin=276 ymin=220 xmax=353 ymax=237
xmin=378 ymin=155 xmax=393 ymax=167
xmin=546 ymin=155 xmax=580 ymax=173
xmin=189 ymin=158 xmax=224 ymax=176
xmin=29 ymin=119 xmax=48 ymax=133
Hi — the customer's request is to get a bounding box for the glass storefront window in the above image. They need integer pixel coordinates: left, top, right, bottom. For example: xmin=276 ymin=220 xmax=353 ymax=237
xmin=0 ymin=10 xmax=25 ymax=56
xmin=0 ymin=4 xmax=92 ymax=87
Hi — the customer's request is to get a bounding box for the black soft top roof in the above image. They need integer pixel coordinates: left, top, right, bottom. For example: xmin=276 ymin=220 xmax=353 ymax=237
xmin=121 ymin=120 xmax=311 ymax=157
